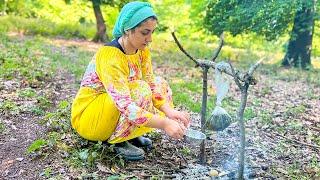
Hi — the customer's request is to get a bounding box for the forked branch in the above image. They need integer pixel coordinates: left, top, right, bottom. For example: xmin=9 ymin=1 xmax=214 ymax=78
xmin=171 ymin=31 xmax=264 ymax=179
xmin=171 ymin=32 xmax=224 ymax=66
xmin=171 ymin=32 xmax=199 ymax=66
xmin=211 ymin=33 xmax=224 ymax=62
xmin=171 ymin=31 xmax=263 ymax=84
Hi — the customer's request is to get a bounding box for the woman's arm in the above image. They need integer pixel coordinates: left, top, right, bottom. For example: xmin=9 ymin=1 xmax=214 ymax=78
xmin=141 ymin=48 xmax=191 ymax=127
xmin=144 ymin=114 xmax=186 ymax=139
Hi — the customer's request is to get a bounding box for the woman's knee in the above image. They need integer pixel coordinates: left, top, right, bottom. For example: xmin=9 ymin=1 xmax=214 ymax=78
xmin=154 ymin=76 xmax=169 ymax=87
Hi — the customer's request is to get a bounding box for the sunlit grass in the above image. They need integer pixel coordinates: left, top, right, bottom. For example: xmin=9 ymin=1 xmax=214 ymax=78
xmin=312 ymin=58 xmax=320 ymax=69
xmin=0 ymin=15 xmax=96 ymax=39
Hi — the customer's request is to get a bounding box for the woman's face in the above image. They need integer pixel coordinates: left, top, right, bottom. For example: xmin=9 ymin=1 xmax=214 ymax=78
xmin=127 ymin=18 xmax=157 ymax=51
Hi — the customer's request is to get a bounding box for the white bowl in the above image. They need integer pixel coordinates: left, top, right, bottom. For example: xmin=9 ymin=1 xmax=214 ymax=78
xmin=184 ymin=128 xmax=206 ymax=146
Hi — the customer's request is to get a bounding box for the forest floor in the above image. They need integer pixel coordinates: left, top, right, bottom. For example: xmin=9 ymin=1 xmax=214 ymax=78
xmin=0 ymin=33 xmax=320 ymax=179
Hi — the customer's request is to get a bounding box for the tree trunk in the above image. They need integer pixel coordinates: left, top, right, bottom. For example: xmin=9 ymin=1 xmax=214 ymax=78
xmin=199 ymin=67 xmax=208 ymax=164
xmin=91 ymin=0 xmax=109 ymax=43
xmin=282 ymin=1 xmax=315 ymax=69
xmin=1 ymin=0 xmax=7 ymax=15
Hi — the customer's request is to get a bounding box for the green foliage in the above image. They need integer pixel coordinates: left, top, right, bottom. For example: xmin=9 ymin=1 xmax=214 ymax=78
xmin=150 ymin=0 xmax=207 ymax=39
xmin=27 ymin=139 xmax=48 ymax=154
xmin=40 ymin=167 xmax=53 ymax=178
xmin=0 ymin=0 xmax=42 ymax=17
xmin=0 ymin=15 xmax=95 ymax=39
xmin=0 ymin=100 xmax=17 ymax=111
xmin=180 ymin=146 xmax=191 ymax=156
xmin=284 ymin=104 xmax=306 ymax=118
xmin=262 ymin=66 xmax=320 ymax=87
xmin=244 ymin=107 xmax=256 ymax=121
xmin=287 ymin=120 xmax=304 ymax=132
xmin=94 ymin=0 xmax=131 ymax=9
xmin=259 ymin=110 xmax=273 ymax=125
xmin=37 ymin=96 xmax=52 ymax=109
xmin=0 ymin=0 xmax=120 ymax=39
xmin=204 ymin=0 xmax=312 ymax=40
xmin=18 ymin=88 xmax=37 ymax=98
xmin=0 ymin=100 xmax=20 ymax=115
xmin=0 ymin=33 xmax=54 ymax=85
xmin=170 ymin=79 xmax=215 ymax=113
xmin=0 ymin=121 xmax=5 ymax=134
xmin=41 ymin=100 xmax=71 ymax=132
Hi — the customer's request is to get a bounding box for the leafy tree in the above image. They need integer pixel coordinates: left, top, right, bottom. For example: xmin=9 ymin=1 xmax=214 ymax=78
xmin=282 ymin=1 xmax=317 ymax=68
xmin=91 ymin=0 xmax=109 ymax=42
xmin=88 ymin=0 xmax=132 ymax=42
xmin=204 ymin=0 xmax=319 ymax=69
xmin=0 ymin=0 xmax=42 ymax=17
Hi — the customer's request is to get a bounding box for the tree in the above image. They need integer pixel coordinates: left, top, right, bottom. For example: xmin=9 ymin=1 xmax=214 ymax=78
xmin=204 ymin=0 xmax=319 ymax=69
xmin=282 ymin=1 xmax=316 ymax=68
xmin=90 ymin=0 xmax=129 ymax=42
xmin=91 ymin=0 xmax=108 ymax=42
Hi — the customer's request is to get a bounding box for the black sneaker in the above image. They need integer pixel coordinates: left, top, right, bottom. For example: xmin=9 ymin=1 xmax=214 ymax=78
xmin=114 ymin=141 xmax=144 ymax=161
xmin=129 ymin=136 xmax=152 ymax=150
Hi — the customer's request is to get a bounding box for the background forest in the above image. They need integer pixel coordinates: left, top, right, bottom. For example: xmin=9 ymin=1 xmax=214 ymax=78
xmin=0 ymin=0 xmax=319 ymax=179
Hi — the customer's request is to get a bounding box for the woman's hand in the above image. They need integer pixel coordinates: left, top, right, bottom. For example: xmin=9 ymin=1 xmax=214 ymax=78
xmin=160 ymin=103 xmax=191 ymax=128
xmin=166 ymin=109 xmax=190 ymax=128
xmin=162 ymin=118 xmax=186 ymax=139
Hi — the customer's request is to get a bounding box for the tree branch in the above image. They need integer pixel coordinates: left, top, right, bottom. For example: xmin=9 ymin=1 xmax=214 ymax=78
xmin=211 ymin=33 xmax=224 ymax=62
xmin=228 ymin=60 xmax=242 ymax=89
xmin=248 ymin=58 xmax=264 ymax=76
xmin=171 ymin=32 xmax=199 ymax=66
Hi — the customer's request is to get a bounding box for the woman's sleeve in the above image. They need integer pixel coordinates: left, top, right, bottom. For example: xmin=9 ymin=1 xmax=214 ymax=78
xmin=95 ymin=48 xmax=154 ymax=126
xmin=141 ymin=48 xmax=166 ymax=109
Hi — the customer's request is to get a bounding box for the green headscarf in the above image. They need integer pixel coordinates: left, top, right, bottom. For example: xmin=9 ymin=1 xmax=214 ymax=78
xmin=112 ymin=1 xmax=157 ymax=39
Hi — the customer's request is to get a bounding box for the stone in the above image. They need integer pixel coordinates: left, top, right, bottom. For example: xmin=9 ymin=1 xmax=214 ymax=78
xmin=209 ymin=169 xmax=219 ymax=177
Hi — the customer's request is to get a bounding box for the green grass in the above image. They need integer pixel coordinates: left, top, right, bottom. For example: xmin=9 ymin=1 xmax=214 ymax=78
xmin=263 ymin=67 xmax=320 ymax=87
xmin=180 ymin=146 xmax=192 ymax=156
xmin=18 ymin=88 xmax=37 ymax=98
xmin=0 ymin=121 xmax=5 ymax=134
xmin=0 ymin=36 xmax=54 ymax=84
xmin=0 ymin=16 xmax=95 ymax=39
xmin=244 ymin=107 xmax=256 ymax=121
xmin=259 ymin=110 xmax=273 ymax=124
xmin=284 ymin=104 xmax=307 ymax=118
xmin=170 ymin=82 xmax=202 ymax=112
xmin=0 ymin=100 xmax=20 ymax=115
xmin=27 ymin=139 xmax=48 ymax=154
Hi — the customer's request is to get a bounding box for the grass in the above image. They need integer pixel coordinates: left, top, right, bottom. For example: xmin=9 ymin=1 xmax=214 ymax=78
xmin=264 ymin=67 xmax=320 ymax=87
xmin=18 ymin=88 xmax=37 ymax=98
xmin=259 ymin=110 xmax=273 ymax=125
xmin=284 ymin=104 xmax=307 ymax=118
xmin=27 ymin=139 xmax=48 ymax=154
xmin=180 ymin=146 xmax=192 ymax=156
xmin=243 ymin=107 xmax=256 ymax=121
xmin=0 ymin=121 xmax=5 ymax=134
xmin=0 ymin=100 xmax=20 ymax=115
xmin=0 ymin=15 xmax=95 ymax=40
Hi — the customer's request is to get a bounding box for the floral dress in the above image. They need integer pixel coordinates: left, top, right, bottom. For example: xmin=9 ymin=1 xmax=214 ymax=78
xmin=71 ymin=42 xmax=173 ymax=144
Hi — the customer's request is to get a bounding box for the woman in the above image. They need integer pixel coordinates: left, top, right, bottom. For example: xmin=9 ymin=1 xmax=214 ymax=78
xmin=71 ymin=1 xmax=190 ymax=161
